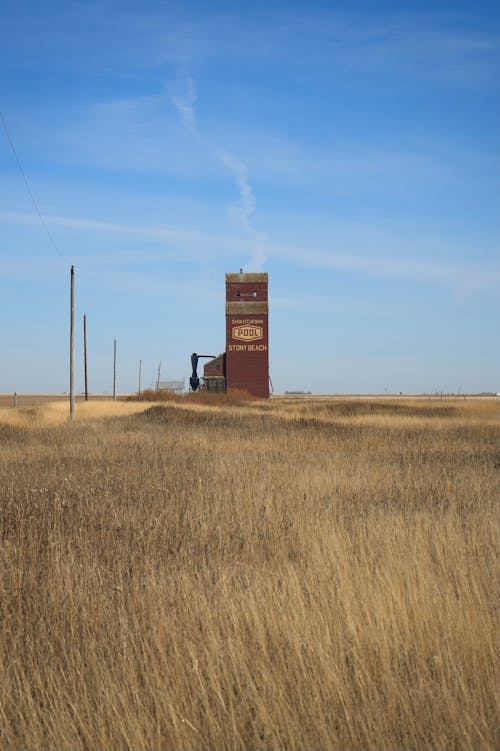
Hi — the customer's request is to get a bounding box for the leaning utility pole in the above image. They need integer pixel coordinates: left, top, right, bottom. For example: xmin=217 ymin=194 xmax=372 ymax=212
xmin=70 ymin=265 xmax=75 ymax=419
xmin=83 ymin=313 xmax=88 ymax=401
xmin=156 ymin=361 xmax=161 ymax=391
xmin=113 ymin=339 xmax=117 ymax=401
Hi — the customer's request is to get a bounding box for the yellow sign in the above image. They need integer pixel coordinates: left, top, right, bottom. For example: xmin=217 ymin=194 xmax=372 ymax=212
xmin=232 ymin=325 xmax=263 ymax=342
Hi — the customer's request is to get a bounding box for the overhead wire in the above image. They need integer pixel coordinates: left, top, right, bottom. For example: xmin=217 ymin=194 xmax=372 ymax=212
xmin=0 ymin=110 xmax=67 ymax=262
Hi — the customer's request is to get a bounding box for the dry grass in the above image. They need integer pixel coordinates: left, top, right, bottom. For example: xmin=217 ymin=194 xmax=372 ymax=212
xmin=131 ymin=388 xmax=255 ymax=406
xmin=0 ymin=397 xmax=498 ymax=750
xmin=0 ymin=399 xmax=152 ymax=428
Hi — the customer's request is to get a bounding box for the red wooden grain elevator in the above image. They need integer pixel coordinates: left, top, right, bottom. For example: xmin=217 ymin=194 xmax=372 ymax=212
xmin=203 ymin=271 xmax=269 ymax=398
xmin=226 ymin=271 xmax=269 ymax=398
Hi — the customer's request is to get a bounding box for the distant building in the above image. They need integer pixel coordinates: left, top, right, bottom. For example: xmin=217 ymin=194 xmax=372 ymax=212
xmin=157 ymin=380 xmax=184 ymax=395
xmin=202 ymin=271 xmax=270 ymax=398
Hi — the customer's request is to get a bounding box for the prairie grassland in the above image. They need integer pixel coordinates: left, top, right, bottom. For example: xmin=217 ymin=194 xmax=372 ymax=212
xmin=0 ymin=397 xmax=498 ymax=750
xmin=0 ymin=398 xmax=155 ymax=428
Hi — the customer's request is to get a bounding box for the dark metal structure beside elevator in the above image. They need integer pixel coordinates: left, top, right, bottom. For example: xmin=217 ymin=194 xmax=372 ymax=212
xmin=202 ymin=272 xmax=269 ymax=398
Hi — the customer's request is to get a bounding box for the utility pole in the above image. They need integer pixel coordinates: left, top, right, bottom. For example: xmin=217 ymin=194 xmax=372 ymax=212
xmin=156 ymin=361 xmax=161 ymax=391
xmin=83 ymin=313 xmax=88 ymax=401
xmin=70 ymin=265 xmax=75 ymax=419
xmin=138 ymin=359 xmax=142 ymax=394
xmin=113 ymin=339 xmax=117 ymax=401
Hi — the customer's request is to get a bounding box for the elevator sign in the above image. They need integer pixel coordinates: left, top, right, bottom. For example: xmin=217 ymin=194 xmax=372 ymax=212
xmin=232 ymin=324 xmax=263 ymax=342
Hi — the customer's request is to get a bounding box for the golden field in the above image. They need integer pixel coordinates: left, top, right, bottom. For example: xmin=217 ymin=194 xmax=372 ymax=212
xmin=0 ymin=395 xmax=498 ymax=750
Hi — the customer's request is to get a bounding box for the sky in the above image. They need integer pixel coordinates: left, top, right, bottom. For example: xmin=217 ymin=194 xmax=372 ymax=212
xmin=1 ymin=0 xmax=499 ymax=394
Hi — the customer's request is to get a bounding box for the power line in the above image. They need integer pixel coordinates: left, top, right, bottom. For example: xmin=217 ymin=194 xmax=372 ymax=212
xmin=0 ymin=110 xmax=67 ymax=261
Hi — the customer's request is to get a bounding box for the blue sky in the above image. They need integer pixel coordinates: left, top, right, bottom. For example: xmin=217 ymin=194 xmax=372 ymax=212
xmin=1 ymin=0 xmax=499 ymax=394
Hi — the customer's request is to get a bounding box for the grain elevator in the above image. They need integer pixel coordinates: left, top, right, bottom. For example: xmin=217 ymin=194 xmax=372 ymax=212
xmin=201 ymin=271 xmax=269 ymax=398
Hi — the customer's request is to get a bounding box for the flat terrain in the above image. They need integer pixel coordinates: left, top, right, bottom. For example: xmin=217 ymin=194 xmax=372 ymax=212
xmin=0 ymin=396 xmax=498 ymax=750
xmin=0 ymin=393 xmax=130 ymax=408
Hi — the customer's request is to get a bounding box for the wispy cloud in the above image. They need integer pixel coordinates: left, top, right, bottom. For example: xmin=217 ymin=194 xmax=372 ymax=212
xmin=2 ymin=209 xmax=498 ymax=296
xmin=0 ymin=210 xmax=243 ymax=261
xmin=172 ymin=78 xmax=267 ymax=271
xmin=4 ymin=6 xmax=496 ymax=90
xmin=271 ymin=240 xmax=500 ymax=296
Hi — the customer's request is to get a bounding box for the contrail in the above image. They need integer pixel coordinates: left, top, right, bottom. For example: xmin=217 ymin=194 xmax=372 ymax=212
xmin=172 ymin=79 xmax=267 ymax=270
xmin=172 ymin=77 xmax=197 ymax=133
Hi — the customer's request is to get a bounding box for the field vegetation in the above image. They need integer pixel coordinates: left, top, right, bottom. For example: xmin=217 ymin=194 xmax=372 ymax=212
xmin=0 ymin=396 xmax=498 ymax=750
